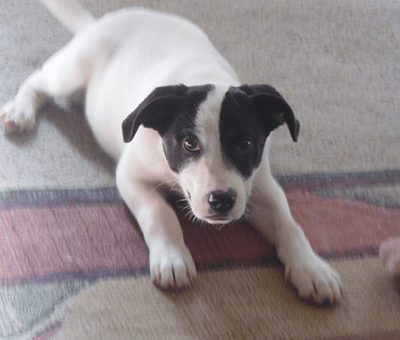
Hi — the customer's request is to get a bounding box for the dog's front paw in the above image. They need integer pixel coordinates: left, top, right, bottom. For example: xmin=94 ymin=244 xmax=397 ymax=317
xmin=286 ymin=254 xmax=342 ymax=305
xmin=149 ymin=243 xmax=197 ymax=290
xmin=1 ymin=99 xmax=36 ymax=133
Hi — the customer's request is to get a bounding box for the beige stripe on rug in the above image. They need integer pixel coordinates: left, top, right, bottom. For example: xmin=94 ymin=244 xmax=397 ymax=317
xmin=54 ymin=258 xmax=400 ymax=340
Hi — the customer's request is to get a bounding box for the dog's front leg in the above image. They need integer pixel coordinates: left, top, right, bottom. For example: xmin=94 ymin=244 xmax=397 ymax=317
xmin=248 ymin=163 xmax=342 ymax=304
xmin=116 ymin=163 xmax=196 ymax=290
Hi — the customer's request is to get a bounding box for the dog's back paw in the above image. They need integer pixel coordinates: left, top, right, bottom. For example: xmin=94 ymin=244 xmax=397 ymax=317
xmin=1 ymin=99 xmax=36 ymax=133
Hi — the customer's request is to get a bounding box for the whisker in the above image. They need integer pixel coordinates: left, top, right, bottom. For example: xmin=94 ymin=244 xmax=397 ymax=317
xmin=246 ymin=199 xmax=259 ymax=212
xmin=147 ymin=179 xmax=176 ymax=196
xmin=136 ymin=158 xmax=168 ymax=172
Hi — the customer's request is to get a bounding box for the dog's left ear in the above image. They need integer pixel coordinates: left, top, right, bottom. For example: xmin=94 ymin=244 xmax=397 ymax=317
xmin=238 ymin=84 xmax=300 ymax=142
xmin=123 ymin=84 xmax=213 ymax=142
xmin=122 ymin=85 xmax=190 ymax=143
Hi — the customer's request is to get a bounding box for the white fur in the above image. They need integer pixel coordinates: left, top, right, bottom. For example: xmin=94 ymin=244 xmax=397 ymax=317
xmin=179 ymin=86 xmax=250 ymax=223
xmin=1 ymin=0 xmax=341 ymax=303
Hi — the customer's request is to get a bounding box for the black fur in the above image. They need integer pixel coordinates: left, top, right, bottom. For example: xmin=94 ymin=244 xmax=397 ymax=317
xmin=122 ymin=84 xmax=214 ymax=172
xmin=219 ymin=85 xmax=299 ymax=179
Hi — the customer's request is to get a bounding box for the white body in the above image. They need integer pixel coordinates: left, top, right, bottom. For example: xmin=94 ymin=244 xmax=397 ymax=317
xmin=1 ymin=0 xmax=341 ymax=304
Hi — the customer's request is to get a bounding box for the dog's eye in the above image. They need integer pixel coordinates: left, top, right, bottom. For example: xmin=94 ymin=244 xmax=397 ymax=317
xmin=237 ymin=137 xmax=253 ymax=153
xmin=183 ymin=137 xmax=200 ymax=152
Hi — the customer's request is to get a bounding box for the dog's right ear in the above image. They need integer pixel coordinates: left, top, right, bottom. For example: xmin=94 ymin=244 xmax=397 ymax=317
xmin=122 ymin=85 xmax=190 ymax=143
xmin=238 ymin=84 xmax=300 ymax=142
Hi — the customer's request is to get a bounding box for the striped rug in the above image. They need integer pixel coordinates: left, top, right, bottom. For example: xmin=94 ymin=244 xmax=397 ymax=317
xmin=1 ymin=171 xmax=399 ymax=339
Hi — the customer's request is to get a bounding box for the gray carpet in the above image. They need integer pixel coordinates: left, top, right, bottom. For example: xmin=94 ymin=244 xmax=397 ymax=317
xmin=2 ymin=0 xmax=400 ymax=191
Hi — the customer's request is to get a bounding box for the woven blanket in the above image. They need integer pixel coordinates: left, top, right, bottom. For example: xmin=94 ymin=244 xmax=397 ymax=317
xmin=1 ymin=0 xmax=400 ymax=339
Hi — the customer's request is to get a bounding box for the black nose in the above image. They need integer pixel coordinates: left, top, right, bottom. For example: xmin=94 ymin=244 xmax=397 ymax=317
xmin=208 ymin=189 xmax=237 ymax=214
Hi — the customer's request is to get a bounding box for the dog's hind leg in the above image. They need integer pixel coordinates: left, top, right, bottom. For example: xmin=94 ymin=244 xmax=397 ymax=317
xmin=1 ymin=32 xmax=107 ymax=133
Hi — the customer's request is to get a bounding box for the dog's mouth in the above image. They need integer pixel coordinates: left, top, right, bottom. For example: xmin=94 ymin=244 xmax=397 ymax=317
xmin=204 ymin=215 xmax=233 ymax=225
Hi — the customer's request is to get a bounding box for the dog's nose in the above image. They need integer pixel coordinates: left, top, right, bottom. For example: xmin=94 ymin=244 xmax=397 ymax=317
xmin=208 ymin=189 xmax=237 ymax=214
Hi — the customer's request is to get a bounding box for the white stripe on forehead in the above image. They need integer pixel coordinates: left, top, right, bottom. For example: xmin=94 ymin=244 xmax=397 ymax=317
xmin=194 ymin=85 xmax=229 ymax=161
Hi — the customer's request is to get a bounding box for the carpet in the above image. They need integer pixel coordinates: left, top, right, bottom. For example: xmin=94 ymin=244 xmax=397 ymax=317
xmin=1 ymin=0 xmax=400 ymax=339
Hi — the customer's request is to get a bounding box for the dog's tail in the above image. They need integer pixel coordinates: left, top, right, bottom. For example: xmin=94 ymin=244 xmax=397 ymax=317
xmin=39 ymin=0 xmax=95 ymax=34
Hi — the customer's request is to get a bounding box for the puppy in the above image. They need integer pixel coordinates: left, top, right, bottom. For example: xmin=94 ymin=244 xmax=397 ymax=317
xmin=1 ymin=0 xmax=341 ymax=304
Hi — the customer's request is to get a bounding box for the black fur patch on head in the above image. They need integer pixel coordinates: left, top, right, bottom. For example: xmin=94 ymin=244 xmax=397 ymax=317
xmin=161 ymin=113 xmax=201 ymax=173
xmin=122 ymin=84 xmax=214 ymax=173
xmin=162 ymin=85 xmax=215 ymax=173
xmin=219 ymin=85 xmax=299 ymax=179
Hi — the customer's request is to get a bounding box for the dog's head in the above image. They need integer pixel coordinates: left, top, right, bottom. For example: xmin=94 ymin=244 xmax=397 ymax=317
xmin=122 ymin=84 xmax=299 ymax=224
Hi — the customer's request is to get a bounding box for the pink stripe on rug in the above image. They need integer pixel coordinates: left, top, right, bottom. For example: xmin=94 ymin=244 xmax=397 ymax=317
xmin=289 ymin=192 xmax=400 ymax=250
xmin=1 ymin=192 xmax=399 ymax=283
xmin=0 ymin=204 xmax=149 ymax=282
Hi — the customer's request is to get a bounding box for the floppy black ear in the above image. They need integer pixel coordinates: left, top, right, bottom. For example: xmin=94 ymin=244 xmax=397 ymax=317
xmin=122 ymin=85 xmax=190 ymax=143
xmin=238 ymin=84 xmax=300 ymax=142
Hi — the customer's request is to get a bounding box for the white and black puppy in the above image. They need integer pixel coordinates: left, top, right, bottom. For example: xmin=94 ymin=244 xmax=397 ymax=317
xmin=1 ymin=0 xmax=341 ymax=304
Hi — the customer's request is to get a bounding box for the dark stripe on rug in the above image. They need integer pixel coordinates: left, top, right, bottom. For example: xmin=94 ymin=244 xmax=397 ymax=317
xmin=1 ymin=169 xmax=400 ymax=208
xmin=0 ymin=187 xmax=122 ymax=208
xmin=278 ymin=169 xmax=400 ymax=191
xmin=318 ymin=246 xmax=379 ymax=260
xmin=0 ymin=246 xmax=380 ymax=286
